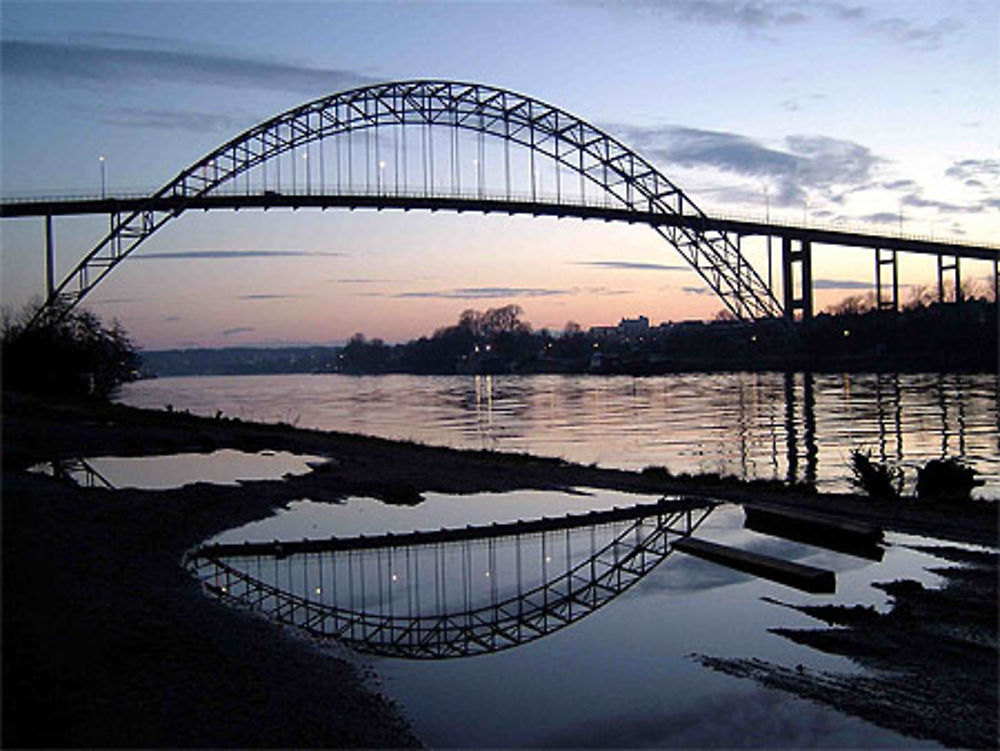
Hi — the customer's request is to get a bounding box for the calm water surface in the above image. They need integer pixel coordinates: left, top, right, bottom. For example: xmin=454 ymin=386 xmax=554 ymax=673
xmin=120 ymin=372 xmax=1000 ymax=498
xmin=208 ymin=489 xmax=954 ymax=748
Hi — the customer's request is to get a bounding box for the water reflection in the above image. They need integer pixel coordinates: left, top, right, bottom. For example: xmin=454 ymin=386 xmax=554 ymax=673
xmin=120 ymin=372 xmax=1000 ymax=498
xmin=34 ymin=458 xmax=116 ymax=489
xmin=198 ymin=493 xmax=959 ymax=747
xmin=186 ymin=498 xmax=715 ymax=659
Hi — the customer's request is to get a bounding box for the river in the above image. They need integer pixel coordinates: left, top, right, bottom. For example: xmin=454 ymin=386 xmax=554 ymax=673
xmin=119 ymin=371 xmax=1000 ymax=499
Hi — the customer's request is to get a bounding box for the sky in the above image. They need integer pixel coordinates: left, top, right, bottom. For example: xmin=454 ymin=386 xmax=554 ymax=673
xmin=1 ymin=0 xmax=997 ymax=349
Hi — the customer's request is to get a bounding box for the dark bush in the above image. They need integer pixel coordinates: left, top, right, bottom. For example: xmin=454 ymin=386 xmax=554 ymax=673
xmin=916 ymin=458 xmax=983 ymax=504
xmin=849 ymin=449 xmax=904 ymax=502
xmin=2 ymin=302 xmax=141 ymax=399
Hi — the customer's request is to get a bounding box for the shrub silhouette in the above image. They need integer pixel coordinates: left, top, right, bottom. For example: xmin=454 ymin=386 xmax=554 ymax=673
xmin=849 ymin=450 xmax=903 ymax=502
xmin=2 ymin=303 xmax=140 ymax=399
xmin=916 ymin=458 xmax=982 ymax=503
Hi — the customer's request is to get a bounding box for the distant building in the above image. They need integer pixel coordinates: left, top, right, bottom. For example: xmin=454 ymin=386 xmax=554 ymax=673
xmin=618 ymin=315 xmax=649 ymax=338
xmin=588 ymin=324 xmax=619 ymax=338
xmin=589 ymin=315 xmax=651 ymax=340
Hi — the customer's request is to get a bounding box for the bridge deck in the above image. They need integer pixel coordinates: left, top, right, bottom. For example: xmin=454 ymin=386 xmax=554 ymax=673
xmin=3 ymin=193 xmax=996 ymax=259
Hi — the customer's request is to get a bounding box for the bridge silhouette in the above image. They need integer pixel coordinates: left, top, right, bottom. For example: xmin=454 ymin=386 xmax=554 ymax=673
xmin=185 ymin=496 xmax=715 ymax=659
xmin=2 ymin=80 xmax=996 ymax=325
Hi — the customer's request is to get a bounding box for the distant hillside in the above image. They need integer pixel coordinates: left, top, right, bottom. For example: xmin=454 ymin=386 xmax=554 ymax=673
xmin=139 ymin=346 xmax=341 ymax=377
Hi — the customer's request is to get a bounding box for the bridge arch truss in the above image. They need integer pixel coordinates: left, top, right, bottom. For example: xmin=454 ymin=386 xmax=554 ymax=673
xmin=41 ymin=80 xmax=782 ymax=322
xmin=185 ymin=499 xmax=715 ymax=659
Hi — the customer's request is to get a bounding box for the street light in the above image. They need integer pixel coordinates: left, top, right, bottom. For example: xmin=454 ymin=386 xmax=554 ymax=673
xmin=302 ymin=152 xmax=309 ymax=193
xmin=378 ymin=160 xmax=386 ymax=194
xmin=99 ymin=155 xmax=106 ymax=198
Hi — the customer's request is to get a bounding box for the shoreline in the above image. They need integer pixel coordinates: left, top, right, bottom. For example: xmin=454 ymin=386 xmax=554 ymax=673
xmin=3 ymin=392 xmax=997 ymax=747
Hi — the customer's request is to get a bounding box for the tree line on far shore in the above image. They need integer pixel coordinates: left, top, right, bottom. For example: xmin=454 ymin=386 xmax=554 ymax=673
xmin=335 ymin=296 xmax=997 ymax=375
xmin=2 ymin=289 xmax=996 ymax=400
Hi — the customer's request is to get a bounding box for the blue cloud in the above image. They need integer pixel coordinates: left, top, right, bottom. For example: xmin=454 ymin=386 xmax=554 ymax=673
xmin=1 ymin=37 xmax=372 ymax=95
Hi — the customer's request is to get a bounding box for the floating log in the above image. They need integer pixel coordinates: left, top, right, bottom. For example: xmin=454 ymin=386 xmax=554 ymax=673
xmin=743 ymin=503 xmax=884 ymax=562
xmin=672 ymin=537 xmax=836 ymax=594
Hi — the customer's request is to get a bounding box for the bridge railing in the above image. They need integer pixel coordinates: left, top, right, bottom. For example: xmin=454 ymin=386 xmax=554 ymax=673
xmin=0 ymin=188 xmax=159 ymax=204
xmin=703 ymin=208 xmax=999 ymax=250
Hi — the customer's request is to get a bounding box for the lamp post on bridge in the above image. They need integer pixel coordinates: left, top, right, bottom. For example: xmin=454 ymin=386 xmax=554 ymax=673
xmin=99 ymin=155 xmax=106 ymax=199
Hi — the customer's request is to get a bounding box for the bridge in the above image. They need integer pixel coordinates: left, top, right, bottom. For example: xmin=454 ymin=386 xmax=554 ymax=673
xmin=2 ymin=80 xmax=996 ymax=324
xmin=185 ymin=496 xmax=716 ymax=659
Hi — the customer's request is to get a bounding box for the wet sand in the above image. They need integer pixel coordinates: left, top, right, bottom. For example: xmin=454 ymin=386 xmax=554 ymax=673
xmin=3 ymin=392 xmax=998 ymax=747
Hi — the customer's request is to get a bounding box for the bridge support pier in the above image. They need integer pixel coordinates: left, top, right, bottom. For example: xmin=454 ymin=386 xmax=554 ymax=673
xmin=44 ymin=214 xmax=54 ymax=299
xmin=994 ymin=258 xmax=998 ymax=308
xmin=875 ymin=248 xmax=899 ymax=312
xmin=938 ymin=254 xmax=961 ymax=303
xmin=782 ymin=237 xmax=813 ymax=321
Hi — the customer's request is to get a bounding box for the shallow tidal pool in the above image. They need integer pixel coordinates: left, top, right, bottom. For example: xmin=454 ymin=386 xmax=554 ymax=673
xmin=203 ymin=488 xmax=972 ymax=748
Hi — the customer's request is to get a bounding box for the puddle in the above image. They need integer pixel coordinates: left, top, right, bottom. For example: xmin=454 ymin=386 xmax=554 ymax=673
xmin=208 ymin=487 xmax=653 ymax=544
xmin=29 ymin=449 xmax=330 ymax=490
xmin=195 ymin=488 xmax=983 ymax=747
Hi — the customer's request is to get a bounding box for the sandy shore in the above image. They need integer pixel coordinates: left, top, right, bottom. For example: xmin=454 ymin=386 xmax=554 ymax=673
xmin=3 ymin=392 xmax=998 ymax=747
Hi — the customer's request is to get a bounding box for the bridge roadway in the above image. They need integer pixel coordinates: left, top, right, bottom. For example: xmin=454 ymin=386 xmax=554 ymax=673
xmin=3 ymin=192 xmax=997 ymax=261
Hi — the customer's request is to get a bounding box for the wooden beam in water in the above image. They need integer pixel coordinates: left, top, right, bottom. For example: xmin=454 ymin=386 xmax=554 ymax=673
xmin=743 ymin=503 xmax=884 ymax=562
xmin=672 ymin=537 xmax=836 ymax=594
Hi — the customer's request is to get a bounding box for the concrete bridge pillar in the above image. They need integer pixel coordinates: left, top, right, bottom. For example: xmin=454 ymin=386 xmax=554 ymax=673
xmin=45 ymin=214 xmax=54 ymax=299
xmin=937 ymin=254 xmax=961 ymax=303
xmin=782 ymin=237 xmax=813 ymax=321
xmin=875 ymin=248 xmax=899 ymax=312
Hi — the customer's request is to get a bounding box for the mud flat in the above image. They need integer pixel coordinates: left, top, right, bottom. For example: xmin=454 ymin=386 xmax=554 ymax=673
xmin=3 ymin=392 xmax=998 ymax=747
xmin=697 ymin=545 xmax=998 ymax=749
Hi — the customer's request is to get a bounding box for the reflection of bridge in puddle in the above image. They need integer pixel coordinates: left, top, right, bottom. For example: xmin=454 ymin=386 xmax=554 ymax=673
xmin=186 ymin=497 xmax=715 ymax=659
xmin=36 ymin=458 xmax=116 ymax=489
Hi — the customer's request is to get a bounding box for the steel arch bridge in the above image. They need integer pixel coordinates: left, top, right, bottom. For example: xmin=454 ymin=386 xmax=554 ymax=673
xmin=36 ymin=79 xmax=784 ymax=324
xmin=185 ymin=497 xmax=715 ymax=659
